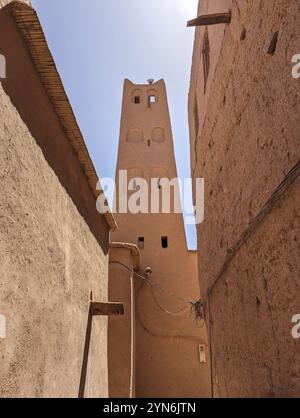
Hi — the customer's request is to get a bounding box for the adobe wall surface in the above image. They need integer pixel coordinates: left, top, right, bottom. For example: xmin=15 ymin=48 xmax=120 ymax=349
xmin=210 ymin=177 xmax=300 ymax=397
xmin=0 ymin=8 xmax=109 ymax=253
xmin=108 ymin=246 xmax=136 ymax=398
xmin=134 ymin=249 xmax=211 ymax=398
xmin=0 ymin=81 xmax=109 ymax=397
xmin=189 ymin=0 xmax=300 ymax=397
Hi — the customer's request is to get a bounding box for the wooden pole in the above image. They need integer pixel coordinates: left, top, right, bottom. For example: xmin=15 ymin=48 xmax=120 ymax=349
xmin=78 ymin=302 xmax=124 ymax=398
xmin=187 ymin=12 xmax=231 ymax=27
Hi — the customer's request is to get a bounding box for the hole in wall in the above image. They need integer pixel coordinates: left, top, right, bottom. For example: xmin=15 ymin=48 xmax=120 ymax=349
xmin=138 ymin=237 xmax=144 ymax=250
xmin=161 ymin=237 xmax=168 ymax=249
xmin=265 ymin=31 xmax=279 ymax=55
xmin=240 ymin=27 xmax=246 ymax=41
xmin=202 ymin=28 xmax=210 ymax=94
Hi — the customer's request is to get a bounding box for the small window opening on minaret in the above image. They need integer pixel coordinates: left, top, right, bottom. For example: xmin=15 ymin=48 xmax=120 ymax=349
xmin=157 ymin=179 xmax=161 ymax=189
xmin=132 ymin=89 xmax=143 ymax=104
xmin=138 ymin=237 xmax=145 ymax=249
xmin=147 ymin=89 xmax=158 ymax=107
xmin=202 ymin=28 xmax=210 ymax=94
xmin=161 ymin=237 xmax=168 ymax=248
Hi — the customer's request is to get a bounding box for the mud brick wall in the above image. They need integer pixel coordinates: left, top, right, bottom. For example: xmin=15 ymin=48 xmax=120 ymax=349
xmin=189 ymin=0 xmax=300 ymax=397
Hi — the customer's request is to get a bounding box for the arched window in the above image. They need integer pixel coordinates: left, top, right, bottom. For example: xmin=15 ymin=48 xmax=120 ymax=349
xmin=132 ymin=89 xmax=143 ymax=104
xmin=151 ymin=127 xmax=165 ymax=143
xmin=147 ymin=89 xmax=158 ymax=105
xmin=127 ymin=127 xmax=144 ymax=143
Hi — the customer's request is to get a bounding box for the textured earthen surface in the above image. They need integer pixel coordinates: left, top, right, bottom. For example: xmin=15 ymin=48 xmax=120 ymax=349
xmin=210 ymin=178 xmax=300 ymax=397
xmin=108 ymin=246 xmax=136 ymax=398
xmin=0 ymin=8 xmax=109 ymax=253
xmin=0 ymin=83 xmax=109 ymax=397
xmin=189 ymin=0 xmax=300 ymax=397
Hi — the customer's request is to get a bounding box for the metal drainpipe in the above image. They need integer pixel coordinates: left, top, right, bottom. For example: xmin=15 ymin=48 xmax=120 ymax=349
xmin=129 ymin=269 xmax=135 ymax=398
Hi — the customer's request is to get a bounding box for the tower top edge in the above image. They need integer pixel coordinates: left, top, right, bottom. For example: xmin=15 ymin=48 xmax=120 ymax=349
xmin=124 ymin=78 xmax=165 ymax=88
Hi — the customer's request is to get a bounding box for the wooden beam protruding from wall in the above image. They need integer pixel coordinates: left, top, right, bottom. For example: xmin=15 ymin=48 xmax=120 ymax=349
xmin=78 ymin=301 xmax=124 ymax=398
xmin=187 ymin=12 xmax=231 ymax=27
xmin=91 ymin=302 xmax=124 ymax=316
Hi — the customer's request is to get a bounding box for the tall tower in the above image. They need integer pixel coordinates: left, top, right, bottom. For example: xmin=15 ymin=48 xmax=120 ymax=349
xmin=112 ymin=79 xmax=210 ymax=397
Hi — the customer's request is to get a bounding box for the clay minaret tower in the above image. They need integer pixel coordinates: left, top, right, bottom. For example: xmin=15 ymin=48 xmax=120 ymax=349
xmin=112 ymin=79 xmax=210 ymax=398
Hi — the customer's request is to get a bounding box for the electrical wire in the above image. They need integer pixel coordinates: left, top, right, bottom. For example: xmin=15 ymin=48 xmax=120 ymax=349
xmin=136 ymin=280 xmax=206 ymax=343
xmin=109 ymin=260 xmax=205 ymax=322
xmin=149 ymin=284 xmax=190 ymax=316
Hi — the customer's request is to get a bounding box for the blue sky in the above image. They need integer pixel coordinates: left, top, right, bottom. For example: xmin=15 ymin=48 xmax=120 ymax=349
xmin=31 ymin=0 xmax=199 ymax=248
